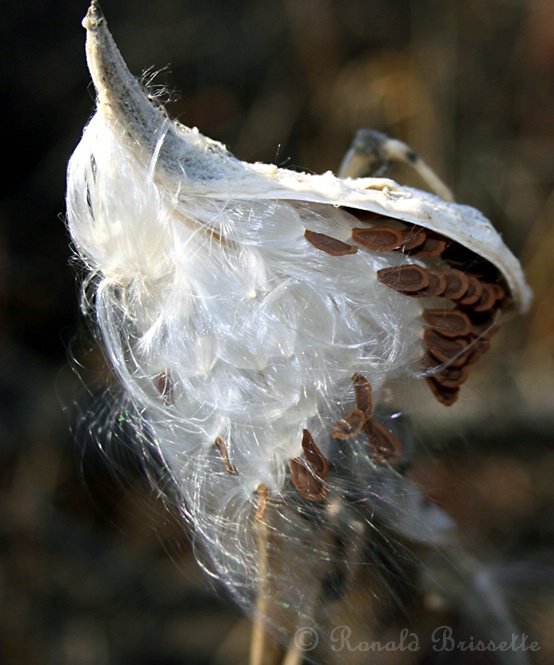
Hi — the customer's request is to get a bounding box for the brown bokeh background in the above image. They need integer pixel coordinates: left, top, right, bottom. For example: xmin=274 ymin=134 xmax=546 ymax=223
xmin=1 ymin=1 xmax=553 ymax=664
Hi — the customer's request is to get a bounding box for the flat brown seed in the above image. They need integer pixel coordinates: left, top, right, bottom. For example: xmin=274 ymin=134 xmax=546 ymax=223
xmin=301 ymin=429 xmax=329 ymax=478
xmin=422 ymin=352 xmax=468 ymax=387
xmin=473 ymin=283 xmax=498 ymax=312
xmin=443 ymin=269 xmax=470 ymax=300
xmin=433 ymin=364 xmax=469 ymax=388
xmin=215 ymin=436 xmax=239 ymax=476
xmin=464 ymin=337 xmax=491 ymax=365
xmin=365 ymin=419 xmax=402 ymax=465
xmin=305 ymin=229 xmax=358 ymax=256
xmin=426 ymin=377 xmax=460 ymax=406
xmin=255 ymin=483 xmax=268 ymax=521
xmin=352 ymin=226 xmax=404 ymax=251
xmin=156 ymin=372 xmax=174 ymax=403
xmin=407 ymin=268 xmax=447 ymax=298
xmin=457 ymin=276 xmax=483 ymax=306
xmin=423 ymin=309 xmax=472 ymax=337
xmin=377 ymin=264 xmax=430 ymax=292
xmin=332 ymin=408 xmax=366 ymax=440
xmin=491 ymin=283 xmax=506 ymax=303
xmin=407 ymin=233 xmax=448 ymax=258
xmin=290 ymin=458 xmax=329 ymax=501
xmin=399 ymin=225 xmax=427 ymax=251
xmin=352 ymin=373 xmax=373 ymax=415
xmin=424 ymin=329 xmax=470 ymax=366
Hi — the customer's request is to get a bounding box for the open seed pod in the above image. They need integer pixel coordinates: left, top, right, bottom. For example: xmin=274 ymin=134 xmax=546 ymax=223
xmin=66 ymin=3 xmax=532 ymax=663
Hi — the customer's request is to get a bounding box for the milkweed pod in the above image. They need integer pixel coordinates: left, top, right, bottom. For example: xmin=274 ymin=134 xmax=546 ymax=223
xmin=66 ymin=5 xmax=532 ymax=660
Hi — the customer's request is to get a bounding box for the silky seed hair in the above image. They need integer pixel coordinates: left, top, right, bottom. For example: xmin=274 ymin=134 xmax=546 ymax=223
xmin=66 ymin=3 xmax=532 ymax=661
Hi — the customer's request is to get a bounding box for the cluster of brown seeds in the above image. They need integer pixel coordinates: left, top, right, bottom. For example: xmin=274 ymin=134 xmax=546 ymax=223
xmin=213 ymin=215 xmax=508 ymax=509
xmin=304 ymin=210 xmax=507 ymax=406
xmin=289 ymin=374 xmax=402 ymax=503
xmin=331 ymin=374 xmax=402 ymax=467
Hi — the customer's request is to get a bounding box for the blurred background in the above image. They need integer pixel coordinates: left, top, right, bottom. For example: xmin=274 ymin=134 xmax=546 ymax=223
xmin=1 ymin=1 xmax=553 ymax=663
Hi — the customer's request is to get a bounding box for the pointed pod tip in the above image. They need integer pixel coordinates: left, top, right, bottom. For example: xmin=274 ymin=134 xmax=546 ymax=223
xmin=82 ymin=1 xmax=105 ymax=32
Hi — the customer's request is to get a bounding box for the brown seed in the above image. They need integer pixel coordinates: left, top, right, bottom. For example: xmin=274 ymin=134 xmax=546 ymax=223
xmin=156 ymin=372 xmax=174 ymax=402
xmin=426 ymin=377 xmax=460 ymax=406
xmin=352 ymin=226 xmax=404 ymax=251
xmin=473 ymin=283 xmax=498 ymax=312
xmin=491 ymin=283 xmax=506 ymax=303
xmin=215 ymin=436 xmax=239 ymax=476
xmin=301 ymin=429 xmax=329 ymax=479
xmin=423 ymin=309 xmax=472 ymax=337
xmin=399 ymin=225 xmax=427 ymax=251
xmin=332 ymin=408 xmax=366 ymax=440
xmin=422 ymin=351 xmax=468 ymax=386
xmin=457 ymin=276 xmax=483 ymax=306
xmin=377 ymin=264 xmax=430 ymax=293
xmin=424 ymin=329 xmax=470 ymax=366
xmin=365 ymin=419 xmax=402 ymax=465
xmin=464 ymin=336 xmax=491 ymax=365
xmin=290 ymin=458 xmax=329 ymax=501
xmin=407 ymin=268 xmax=447 ymax=298
xmin=443 ymin=269 xmax=470 ymax=300
xmin=407 ymin=232 xmax=448 ymax=258
xmin=436 ymin=366 xmax=469 ymax=388
xmin=305 ymin=229 xmax=358 ymax=256
xmin=426 ymin=359 xmax=469 ymax=388
xmin=255 ymin=483 xmax=268 ymax=521
xmin=352 ymin=374 xmax=373 ymax=415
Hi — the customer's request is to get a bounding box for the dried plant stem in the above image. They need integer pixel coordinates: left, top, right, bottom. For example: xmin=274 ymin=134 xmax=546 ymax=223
xmin=339 ymin=129 xmax=454 ymax=202
xmin=281 ymin=642 xmax=305 ymax=665
xmin=250 ymin=516 xmax=279 ymax=665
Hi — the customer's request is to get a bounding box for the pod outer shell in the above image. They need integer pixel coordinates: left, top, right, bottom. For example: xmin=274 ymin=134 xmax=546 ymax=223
xmin=190 ymin=162 xmax=531 ymax=315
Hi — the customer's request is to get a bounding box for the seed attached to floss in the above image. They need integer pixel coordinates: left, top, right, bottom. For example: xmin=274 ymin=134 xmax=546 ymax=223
xmin=398 ymin=225 xmax=427 ymax=252
xmin=301 ymin=429 xmax=329 ymax=479
xmin=473 ymin=283 xmax=498 ymax=312
xmin=423 ymin=309 xmax=472 ymax=337
xmin=304 ymin=229 xmax=358 ymax=256
xmin=156 ymin=372 xmax=174 ymax=403
xmin=352 ymin=225 xmax=405 ymax=251
xmin=406 ymin=232 xmax=448 ymax=258
xmin=332 ymin=408 xmax=367 ymax=440
xmin=424 ymin=329 xmax=470 ymax=366
xmin=457 ymin=275 xmax=483 ymax=306
xmin=425 ymin=377 xmax=460 ymax=406
xmin=352 ymin=374 xmax=373 ymax=415
xmin=377 ymin=264 xmax=430 ymax=293
xmin=254 ymin=483 xmax=269 ymax=521
xmin=423 ymin=353 xmax=469 ymax=388
xmin=215 ymin=436 xmax=239 ymax=476
xmin=290 ymin=458 xmax=329 ymax=501
xmin=443 ymin=269 xmax=470 ymax=300
xmin=290 ymin=430 xmax=329 ymax=501
xmin=408 ymin=268 xmax=447 ymax=298
xmin=365 ymin=419 xmax=402 ymax=465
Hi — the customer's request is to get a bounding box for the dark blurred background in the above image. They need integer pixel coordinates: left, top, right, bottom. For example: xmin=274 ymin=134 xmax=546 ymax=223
xmin=1 ymin=1 xmax=553 ymax=664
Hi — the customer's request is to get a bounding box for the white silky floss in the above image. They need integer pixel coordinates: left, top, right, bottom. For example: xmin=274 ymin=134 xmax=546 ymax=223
xmin=67 ymin=2 xmax=531 ymax=644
